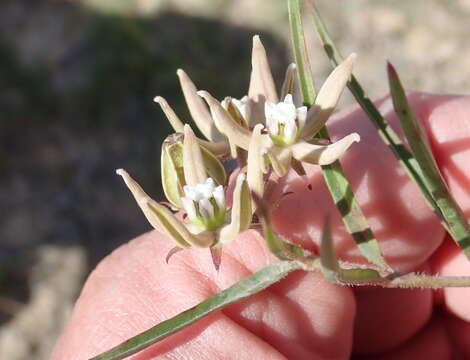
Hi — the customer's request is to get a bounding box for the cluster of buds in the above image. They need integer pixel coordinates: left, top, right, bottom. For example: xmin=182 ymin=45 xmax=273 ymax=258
xmin=117 ymin=35 xmax=359 ymax=268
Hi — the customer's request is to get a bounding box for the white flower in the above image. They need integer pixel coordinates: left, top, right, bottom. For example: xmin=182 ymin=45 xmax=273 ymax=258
xmin=265 ymin=94 xmax=307 ymax=146
xmin=181 ymin=178 xmax=226 ymax=230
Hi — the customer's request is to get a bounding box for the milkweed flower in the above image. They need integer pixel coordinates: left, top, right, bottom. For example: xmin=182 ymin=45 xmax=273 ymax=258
xmin=195 ymin=36 xmax=360 ymax=179
xmin=117 ymin=125 xmax=252 ymax=268
xmin=119 ymin=35 xmax=360 ymax=268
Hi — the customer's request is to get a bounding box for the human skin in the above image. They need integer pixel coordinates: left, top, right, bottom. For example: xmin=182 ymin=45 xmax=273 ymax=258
xmin=51 ymin=94 xmax=470 ymax=359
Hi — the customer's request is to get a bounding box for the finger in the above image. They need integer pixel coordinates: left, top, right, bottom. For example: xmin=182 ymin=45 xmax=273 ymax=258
xmin=359 ymin=317 xmax=452 ymax=360
xmin=351 ymin=263 xmax=433 ymax=355
xmin=51 ymin=231 xmax=285 ymax=360
xmin=271 ymin=94 xmax=445 ymax=273
xmin=415 ymin=94 xmax=470 ymax=323
xmin=270 ymin=94 xmax=470 ymax=355
xmin=443 ymin=311 xmax=470 ymax=358
xmin=51 ymin=230 xmax=355 ymax=360
xmin=431 ymin=236 xmax=470 ymax=322
xmin=416 ymin=94 xmax=470 ymax=216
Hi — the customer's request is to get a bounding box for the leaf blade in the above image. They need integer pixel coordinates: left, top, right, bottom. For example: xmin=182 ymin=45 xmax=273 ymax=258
xmin=388 ymin=63 xmax=470 ymax=259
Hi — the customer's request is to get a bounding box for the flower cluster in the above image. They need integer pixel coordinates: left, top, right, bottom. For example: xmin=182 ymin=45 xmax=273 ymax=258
xmin=117 ymin=35 xmax=359 ymax=268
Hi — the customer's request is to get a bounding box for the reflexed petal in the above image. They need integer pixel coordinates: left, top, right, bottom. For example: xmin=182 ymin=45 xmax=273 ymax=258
xmin=219 ymin=173 xmax=252 ymax=244
xmin=267 ymin=146 xmax=292 ymax=177
xmin=176 ymin=69 xmax=223 ymax=142
xmin=183 ymin=124 xmax=207 ymax=186
xmin=248 ymin=35 xmax=279 ymax=104
xmin=197 ymin=90 xmax=252 ymax=151
xmin=144 ymin=199 xmax=215 ymax=247
xmin=301 ymin=53 xmax=356 ymax=140
xmin=153 ymin=96 xmax=185 ymax=133
xmin=116 ymin=169 xmax=164 ymax=232
xmin=223 ymin=96 xmax=249 ymax=127
xmin=198 ymin=139 xmax=229 ymax=157
xmin=291 ymin=133 xmax=360 ymax=165
xmin=247 ymin=124 xmax=266 ymax=202
xmin=116 ymin=169 xmax=214 ymax=248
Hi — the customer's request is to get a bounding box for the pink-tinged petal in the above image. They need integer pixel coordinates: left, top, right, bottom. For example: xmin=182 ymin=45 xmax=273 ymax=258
xmin=248 ymin=35 xmax=279 ymax=104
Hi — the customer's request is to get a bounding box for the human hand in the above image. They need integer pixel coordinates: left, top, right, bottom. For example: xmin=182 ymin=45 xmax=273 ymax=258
xmin=51 ymin=94 xmax=470 ymax=359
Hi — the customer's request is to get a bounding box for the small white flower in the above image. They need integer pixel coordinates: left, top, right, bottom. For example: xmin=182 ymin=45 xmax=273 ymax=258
xmin=181 ymin=178 xmax=226 ymax=230
xmin=264 ymin=94 xmax=307 ymax=146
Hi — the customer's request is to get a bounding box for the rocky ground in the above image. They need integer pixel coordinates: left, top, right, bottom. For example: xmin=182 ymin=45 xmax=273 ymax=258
xmin=1 ymin=0 xmax=470 ymax=358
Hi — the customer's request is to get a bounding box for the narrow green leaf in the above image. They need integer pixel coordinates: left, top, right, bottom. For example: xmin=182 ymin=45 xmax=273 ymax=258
xmin=89 ymin=261 xmax=301 ymax=360
xmin=287 ymin=0 xmax=316 ymax=104
xmin=288 ymin=0 xmax=390 ymax=271
xmin=388 ymin=63 xmax=470 ymax=259
xmin=306 ymin=0 xmax=439 ymax=217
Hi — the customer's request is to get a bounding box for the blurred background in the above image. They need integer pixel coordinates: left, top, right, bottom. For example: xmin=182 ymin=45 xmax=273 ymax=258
xmin=1 ymin=0 xmax=470 ymax=358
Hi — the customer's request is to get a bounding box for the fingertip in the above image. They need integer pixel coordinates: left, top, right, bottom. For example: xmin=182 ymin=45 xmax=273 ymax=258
xmin=438 ymin=246 xmax=470 ymax=322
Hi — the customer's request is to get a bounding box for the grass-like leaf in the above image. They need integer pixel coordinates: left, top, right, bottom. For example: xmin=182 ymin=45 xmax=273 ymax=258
xmin=287 ymin=0 xmax=316 ymax=104
xmin=308 ymin=0 xmax=470 ymax=260
xmin=89 ymin=261 xmax=301 ymax=360
xmin=306 ymin=0 xmax=439 ymax=215
xmin=288 ymin=0 xmax=390 ymax=271
xmin=388 ymin=63 xmax=470 ymax=259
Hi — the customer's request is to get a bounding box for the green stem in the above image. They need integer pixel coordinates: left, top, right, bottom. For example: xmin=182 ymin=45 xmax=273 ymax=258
xmin=288 ymin=0 xmax=390 ymax=271
xmin=89 ymin=261 xmax=301 ymax=360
